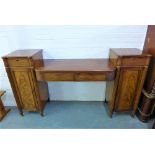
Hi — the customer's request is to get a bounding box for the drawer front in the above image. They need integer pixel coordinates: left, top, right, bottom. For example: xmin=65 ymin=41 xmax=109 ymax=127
xmin=7 ymin=58 xmax=30 ymax=67
xmin=76 ymin=72 xmax=107 ymax=81
xmin=35 ymin=71 xmax=115 ymax=81
xmin=120 ymin=57 xmax=150 ymax=66
xmin=41 ymin=72 xmax=75 ymax=81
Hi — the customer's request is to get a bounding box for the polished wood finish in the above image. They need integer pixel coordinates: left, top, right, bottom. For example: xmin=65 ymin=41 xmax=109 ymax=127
xmin=137 ymin=25 xmax=155 ymax=122
xmin=2 ymin=49 xmax=49 ymax=116
xmin=0 ymin=90 xmax=10 ymax=121
xmin=35 ymin=59 xmax=115 ymax=81
xmin=106 ymin=48 xmax=151 ymax=117
xmin=2 ymin=48 xmax=150 ymax=117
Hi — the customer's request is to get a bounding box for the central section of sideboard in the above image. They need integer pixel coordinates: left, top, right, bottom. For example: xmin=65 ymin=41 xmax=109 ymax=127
xmin=35 ymin=59 xmax=115 ymax=81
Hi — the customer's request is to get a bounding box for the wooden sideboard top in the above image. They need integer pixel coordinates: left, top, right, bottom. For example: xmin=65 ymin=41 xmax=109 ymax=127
xmin=35 ymin=59 xmax=115 ymax=81
xmin=36 ymin=59 xmax=115 ymax=73
xmin=110 ymin=48 xmax=151 ymax=57
xmin=2 ymin=49 xmax=42 ymax=58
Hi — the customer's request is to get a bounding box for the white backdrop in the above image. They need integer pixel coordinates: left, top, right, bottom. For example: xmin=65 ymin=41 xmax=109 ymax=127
xmin=0 ymin=25 xmax=147 ymax=106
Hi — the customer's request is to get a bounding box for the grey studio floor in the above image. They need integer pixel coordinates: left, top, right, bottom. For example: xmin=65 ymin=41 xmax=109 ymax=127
xmin=0 ymin=101 xmax=153 ymax=129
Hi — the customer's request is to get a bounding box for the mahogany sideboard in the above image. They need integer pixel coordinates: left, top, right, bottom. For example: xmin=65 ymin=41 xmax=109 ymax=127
xmin=2 ymin=48 xmax=151 ymax=117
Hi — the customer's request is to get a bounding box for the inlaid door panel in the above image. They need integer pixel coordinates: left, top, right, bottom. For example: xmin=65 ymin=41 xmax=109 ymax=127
xmin=115 ymin=67 xmax=141 ymax=111
xmin=11 ymin=69 xmax=38 ymax=111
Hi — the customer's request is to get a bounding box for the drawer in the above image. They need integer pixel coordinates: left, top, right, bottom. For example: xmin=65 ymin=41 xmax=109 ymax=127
xmin=37 ymin=72 xmax=75 ymax=81
xmin=7 ymin=58 xmax=30 ymax=67
xmin=119 ymin=57 xmax=150 ymax=66
xmin=35 ymin=71 xmax=115 ymax=81
xmin=75 ymin=72 xmax=107 ymax=81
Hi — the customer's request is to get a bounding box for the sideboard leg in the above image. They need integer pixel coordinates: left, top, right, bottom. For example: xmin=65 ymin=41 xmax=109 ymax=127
xmin=109 ymin=111 xmax=113 ymax=118
xmin=130 ymin=111 xmax=135 ymax=118
xmin=19 ymin=109 xmax=24 ymax=116
xmin=104 ymin=98 xmax=107 ymax=103
xmin=20 ymin=112 xmax=24 ymax=116
xmin=47 ymin=97 xmax=50 ymax=102
xmin=40 ymin=110 xmax=44 ymax=117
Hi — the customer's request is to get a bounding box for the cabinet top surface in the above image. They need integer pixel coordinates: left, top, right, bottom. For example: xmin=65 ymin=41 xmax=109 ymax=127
xmin=36 ymin=59 xmax=115 ymax=72
xmin=2 ymin=49 xmax=42 ymax=58
xmin=110 ymin=48 xmax=151 ymax=57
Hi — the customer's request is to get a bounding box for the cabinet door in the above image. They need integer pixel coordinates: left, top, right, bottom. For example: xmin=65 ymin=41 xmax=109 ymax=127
xmin=10 ymin=68 xmax=38 ymax=111
xmin=114 ymin=67 xmax=142 ymax=111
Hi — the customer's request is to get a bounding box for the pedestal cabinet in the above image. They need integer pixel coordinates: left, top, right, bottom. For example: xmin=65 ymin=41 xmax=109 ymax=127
xmin=106 ymin=48 xmax=151 ymax=117
xmin=2 ymin=49 xmax=49 ymax=116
